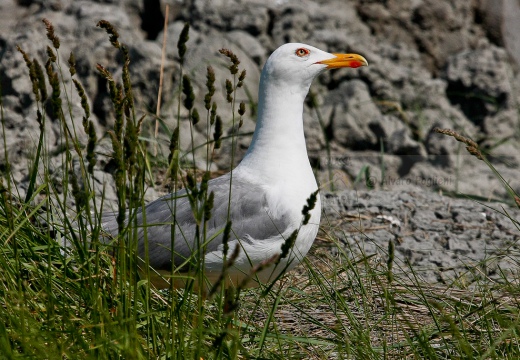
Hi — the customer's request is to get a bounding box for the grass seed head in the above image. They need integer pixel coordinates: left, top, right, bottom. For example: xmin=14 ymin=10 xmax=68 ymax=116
xmin=68 ymin=52 xmax=76 ymax=76
xmin=16 ymin=47 xmax=39 ymax=101
xmin=177 ymin=23 xmax=190 ymax=65
xmin=113 ymin=84 xmax=124 ymax=141
xmin=123 ymin=118 xmax=137 ymax=170
xmin=222 ymin=220 xmax=232 ymax=259
xmin=191 ymin=108 xmax=200 ymax=125
xmin=225 ymin=79 xmax=233 ymax=103
xmin=95 ymin=63 xmax=113 ymax=81
xmin=136 ymin=114 xmax=145 ymax=135
xmin=238 ymin=101 xmax=245 ymax=116
xmin=46 ymin=46 xmax=56 ymax=62
xmin=36 ymin=109 xmax=43 ymax=129
xmin=42 ymin=18 xmax=60 ymax=49
xmin=219 ymin=48 xmax=240 ymax=75
xmin=29 ymin=61 xmax=40 ymax=102
xmin=16 ymin=46 xmax=31 ymax=68
xmin=237 ymin=69 xmax=246 ymax=88
xmin=433 ymin=128 xmax=483 ymax=160
xmin=46 ymin=61 xmax=62 ymax=116
xmin=302 ymin=189 xmax=319 ymax=225
xmin=182 ymin=74 xmax=195 ymax=110
xmin=97 ymin=20 xmax=120 ymax=48
xmin=169 ymin=126 xmax=179 ymax=153
xmin=204 ymin=66 xmax=216 ymax=110
xmin=33 ymin=60 xmax=47 ymax=101
xmin=186 ymin=172 xmax=198 ymax=199
xmin=279 ymin=229 xmax=299 ymax=262
xmin=213 ymin=115 xmax=222 ymax=149
xmin=72 ymin=79 xmax=90 ymax=127
xmin=204 ymin=192 xmax=214 ymax=222
xmin=168 ymin=127 xmax=180 ymax=178
xmin=210 ymin=102 xmax=217 ymax=125
xmin=87 ymin=121 xmax=97 ymax=174
xmin=121 ymin=46 xmax=134 ymax=109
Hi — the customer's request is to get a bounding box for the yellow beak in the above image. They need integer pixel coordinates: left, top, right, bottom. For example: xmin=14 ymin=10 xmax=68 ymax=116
xmin=317 ymin=53 xmax=368 ymax=69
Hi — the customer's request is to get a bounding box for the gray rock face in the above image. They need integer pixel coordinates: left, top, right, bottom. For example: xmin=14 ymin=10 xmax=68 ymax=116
xmin=322 ymin=190 xmax=520 ymax=284
xmin=478 ymin=0 xmax=520 ymax=67
xmin=443 ymin=45 xmax=514 ymax=128
xmin=2 ymin=0 xmax=520 ymax=200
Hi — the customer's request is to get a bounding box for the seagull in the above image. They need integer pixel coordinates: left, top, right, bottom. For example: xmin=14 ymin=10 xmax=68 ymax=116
xmin=102 ymin=43 xmax=367 ymax=290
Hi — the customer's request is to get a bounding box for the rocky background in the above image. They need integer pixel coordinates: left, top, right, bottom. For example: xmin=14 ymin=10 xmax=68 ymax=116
xmin=1 ymin=0 xmax=519 ymax=284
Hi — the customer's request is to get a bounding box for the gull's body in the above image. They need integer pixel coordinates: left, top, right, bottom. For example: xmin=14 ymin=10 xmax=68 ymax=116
xmin=102 ymin=43 xmax=367 ymax=289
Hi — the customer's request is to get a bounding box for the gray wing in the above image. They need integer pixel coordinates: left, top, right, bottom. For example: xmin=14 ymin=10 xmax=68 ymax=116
xmin=102 ymin=173 xmax=292 ymax=271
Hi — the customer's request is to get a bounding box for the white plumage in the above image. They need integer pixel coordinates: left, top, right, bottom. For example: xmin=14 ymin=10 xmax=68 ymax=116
xmin=102 ymin=43 xmax=368 ymax=290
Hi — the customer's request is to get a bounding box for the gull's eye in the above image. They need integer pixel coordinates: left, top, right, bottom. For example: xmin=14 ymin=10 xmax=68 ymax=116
xmin=295 ymin=48 xmax=310 ymax=57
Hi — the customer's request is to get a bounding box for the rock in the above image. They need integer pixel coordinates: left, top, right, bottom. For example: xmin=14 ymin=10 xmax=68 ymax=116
xmin=321 ymin=189 xmax=520 ymax=285
xmin=325 ymin=80 xmax=381 ymax=149
xmin=478 ymin=0 xmax=520 ymax=67
xmin=482 ymin=108 xmax=520 ymax=147
xmin=357 ymin=0 xmax=486 ymax=72
xmin=443 ymin=45 xmax=514 ymax=127
xmin=182 ymin=0 xmax=271 ymax=37
xmin=2 ymin=0 xmax=519 ymax=201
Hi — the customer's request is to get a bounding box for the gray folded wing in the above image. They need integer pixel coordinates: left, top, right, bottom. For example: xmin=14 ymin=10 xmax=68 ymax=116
xmin=101 ymin=173 xmax=292 ymax=272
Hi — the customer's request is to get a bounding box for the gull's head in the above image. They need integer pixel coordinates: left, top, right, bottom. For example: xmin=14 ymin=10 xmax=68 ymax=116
xmin=261 ymin=43 xmax=368 ymax=90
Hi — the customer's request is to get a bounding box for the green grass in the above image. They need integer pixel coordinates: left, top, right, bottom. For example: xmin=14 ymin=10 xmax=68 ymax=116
xmin=1 ymin=19 xmax=520 ymax=359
